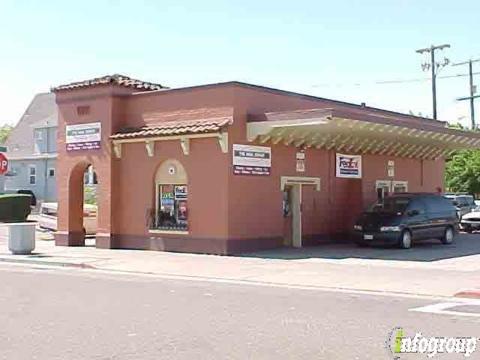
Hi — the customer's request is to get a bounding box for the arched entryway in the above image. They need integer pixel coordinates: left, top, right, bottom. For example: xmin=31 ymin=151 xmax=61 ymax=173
xmin=66 ymin=162 xmax=99 ymax=246
xmin=152 ymin=159 xmax=189 ymax=232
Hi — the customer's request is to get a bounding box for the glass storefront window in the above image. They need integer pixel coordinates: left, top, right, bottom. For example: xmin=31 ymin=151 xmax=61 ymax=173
xmin=155 ymin=184 xmax=188 ymax=231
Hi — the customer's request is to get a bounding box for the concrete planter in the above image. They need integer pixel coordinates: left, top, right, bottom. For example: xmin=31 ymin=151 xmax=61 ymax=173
xmin=6 ymin=222 xmax=36 ymax=255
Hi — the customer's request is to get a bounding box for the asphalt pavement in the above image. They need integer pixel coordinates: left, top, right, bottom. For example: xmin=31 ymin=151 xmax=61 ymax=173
xmin=0 ymin=264 xmax=479 ymax=360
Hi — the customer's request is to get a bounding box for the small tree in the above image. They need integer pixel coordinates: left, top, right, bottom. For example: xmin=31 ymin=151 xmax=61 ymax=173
xmin=0 ymin=124 xmax=13 ymax=145
xmin=445 ymin=150 xmax=480 ymax=195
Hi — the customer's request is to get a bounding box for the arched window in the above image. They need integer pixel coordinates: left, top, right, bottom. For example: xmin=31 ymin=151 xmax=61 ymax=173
xmin=153 ymin=159 xmax=188 ymax=231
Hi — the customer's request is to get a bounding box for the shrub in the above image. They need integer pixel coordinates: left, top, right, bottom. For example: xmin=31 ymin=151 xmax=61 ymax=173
xmin=0 ymin=194 xmax=32 ymax=222
xmin=84 ymin=185 xmax=97 ymax=205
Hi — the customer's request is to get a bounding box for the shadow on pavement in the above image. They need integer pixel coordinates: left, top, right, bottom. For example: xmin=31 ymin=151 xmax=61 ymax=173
xmin=241 ymin=233 xmax=480 ymax=262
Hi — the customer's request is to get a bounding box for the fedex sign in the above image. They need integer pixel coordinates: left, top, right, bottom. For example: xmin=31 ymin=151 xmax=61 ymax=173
xmin=336 ymin=153 xmax=362 ymax=179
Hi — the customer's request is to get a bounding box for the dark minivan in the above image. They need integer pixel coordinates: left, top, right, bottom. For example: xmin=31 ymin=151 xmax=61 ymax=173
xmin=353 ymin=193 xmax=458 ymax=249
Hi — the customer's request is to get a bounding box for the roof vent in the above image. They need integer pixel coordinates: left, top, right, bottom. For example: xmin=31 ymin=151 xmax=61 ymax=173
xmin=360 ymin=102 xmax=366 ymax=107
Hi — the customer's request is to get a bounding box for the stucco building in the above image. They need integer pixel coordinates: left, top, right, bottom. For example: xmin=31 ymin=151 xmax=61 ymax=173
xmin=52 ymin=74 xmax=480 ymax=254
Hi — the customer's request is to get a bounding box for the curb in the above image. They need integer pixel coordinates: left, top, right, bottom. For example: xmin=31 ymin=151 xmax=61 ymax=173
xmin=0 ymin=254 xmax=476 ymax=301
xmin=0 ymin=256 xmax=95 ymax=269
xmin=454 ymin=290 xmax=480 ymax=299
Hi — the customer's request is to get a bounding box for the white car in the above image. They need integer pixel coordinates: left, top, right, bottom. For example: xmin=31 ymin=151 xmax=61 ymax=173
xmin=38 ymin=202 xmax=98 ymax=235
xmin=460 ymin=206 xmax=480 ymax=233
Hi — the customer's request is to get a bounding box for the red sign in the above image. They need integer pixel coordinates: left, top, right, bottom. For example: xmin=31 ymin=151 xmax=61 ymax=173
xmin=0 ymin=153 xmax=8 ymax=175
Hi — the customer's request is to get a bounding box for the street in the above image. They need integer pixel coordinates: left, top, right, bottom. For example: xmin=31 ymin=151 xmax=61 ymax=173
xmin=1 ymin=264 xmax=479 ymax=360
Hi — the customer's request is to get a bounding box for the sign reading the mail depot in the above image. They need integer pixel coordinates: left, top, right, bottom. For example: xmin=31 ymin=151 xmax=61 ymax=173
xmin=233 ymin=144 xmax=271 ymax=175
xmin=66 ymin=122 xmax=101 ymax=151
xmin=336 ymin=153 xmax=362 ymax=178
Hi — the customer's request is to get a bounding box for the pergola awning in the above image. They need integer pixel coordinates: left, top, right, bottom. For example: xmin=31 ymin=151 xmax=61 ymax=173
xmin=247 ymin=109 xmax=480 ymax=160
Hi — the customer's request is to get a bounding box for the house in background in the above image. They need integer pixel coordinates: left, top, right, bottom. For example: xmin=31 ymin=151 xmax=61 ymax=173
xmin=4 ymin=93 xmax=58 ymax=202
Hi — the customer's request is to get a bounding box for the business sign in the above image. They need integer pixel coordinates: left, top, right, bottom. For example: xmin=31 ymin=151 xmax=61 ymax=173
xmin=0 ymin=153 xmax=8 ymax=175
xmin=296 ymin=151 xmax=305 ymax=172
xmin=336 ymin=153 xmax=362 ymax=178
xmin=296 ymin=160 xmax=305 ymax=172
xmin=66 ymin=122 xmax=101 ymax=151
xmin=387 ymin=160 xmax=395 ymax=177
xmin=233 ymin=144 xmax=271 ymax=176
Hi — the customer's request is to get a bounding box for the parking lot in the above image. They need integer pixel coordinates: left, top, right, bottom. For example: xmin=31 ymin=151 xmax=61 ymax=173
xmin=243 ymin=232 xmax=480 ymax=264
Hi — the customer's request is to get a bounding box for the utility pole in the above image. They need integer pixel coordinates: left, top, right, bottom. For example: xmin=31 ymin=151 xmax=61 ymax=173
xmin=452 ymin=58 xmax=480 ymax=129
xmin=415 ymin=44 xmax=450 ymax=120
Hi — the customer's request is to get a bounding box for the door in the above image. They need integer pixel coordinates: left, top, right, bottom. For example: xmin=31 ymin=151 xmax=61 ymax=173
xmin=281 ymin=177 xmax=321 ymax=248
xmin=290 ymin=184 xmax=302 ymax=248
xmin=375 ymin=180 xmax=391 ymax=200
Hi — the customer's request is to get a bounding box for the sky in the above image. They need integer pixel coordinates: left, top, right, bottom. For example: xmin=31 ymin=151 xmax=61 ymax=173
xmin=0 ymin=0 xmax=479 ymax=127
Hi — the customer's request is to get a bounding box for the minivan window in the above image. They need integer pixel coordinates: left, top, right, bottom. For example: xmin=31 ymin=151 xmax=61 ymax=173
xmin=367 ymin=197 xmax=410 ymax=214
xmin=424 ymin=196 xmax=450 ymax=212
xmin=406 ymin=198 xmax=426 ymax=214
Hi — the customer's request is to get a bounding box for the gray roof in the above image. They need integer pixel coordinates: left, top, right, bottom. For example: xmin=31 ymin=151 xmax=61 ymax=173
xmin=4 ymin=93 xmax=57 ymax=158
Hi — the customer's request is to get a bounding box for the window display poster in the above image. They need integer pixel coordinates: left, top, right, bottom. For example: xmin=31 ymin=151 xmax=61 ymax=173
xmin=233 ymin=144 xmax=271 ymax=176
xmin=175 ymin=185 xmax=188 ymax=200
xmin=160 ymin=185 xmax=175 ymax=212
xmin=177 ymin=200 xmax=188 ymax=221
xmin=336 ymin=153 xmax=362 ymax=178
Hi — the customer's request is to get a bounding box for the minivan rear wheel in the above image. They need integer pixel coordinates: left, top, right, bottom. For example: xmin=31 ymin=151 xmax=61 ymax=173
xmin=399 ymin=230 xmax=412 ymax=249
xmin=441 ymin=227 xmax=454 ymax=245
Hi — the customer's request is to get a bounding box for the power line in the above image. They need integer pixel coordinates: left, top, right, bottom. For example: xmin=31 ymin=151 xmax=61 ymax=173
xmin=311 ymin=71 xmax=480 ymax=88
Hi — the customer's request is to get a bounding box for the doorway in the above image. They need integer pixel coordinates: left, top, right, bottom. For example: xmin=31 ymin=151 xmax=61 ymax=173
xmin=64 ymin=162 xmax=99 ymax=247
xmin=83 ymin=165 xmax=98 ymax=246
xmin=281 ymin=176 xmax=321 ymax=248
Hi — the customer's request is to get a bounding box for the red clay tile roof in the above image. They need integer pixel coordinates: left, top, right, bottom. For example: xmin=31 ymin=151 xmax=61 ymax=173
xmin=52 ymin=74 xmax=167 ymax=92
xmin=110 ymin=117 xmax=232 ymax=139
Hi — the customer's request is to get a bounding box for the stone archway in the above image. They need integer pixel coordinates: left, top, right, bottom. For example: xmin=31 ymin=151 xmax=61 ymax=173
xmin=57 ymin=161 xmax=99 ymax=246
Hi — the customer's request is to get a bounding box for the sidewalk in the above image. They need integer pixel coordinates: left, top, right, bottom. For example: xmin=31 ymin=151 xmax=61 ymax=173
xmin=1 ymin=227 xmax=480 ymax=298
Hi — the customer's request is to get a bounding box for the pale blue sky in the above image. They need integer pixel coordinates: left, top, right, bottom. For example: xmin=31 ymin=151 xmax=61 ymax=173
xmin=0 ymin=0 xmax=479 ymax=126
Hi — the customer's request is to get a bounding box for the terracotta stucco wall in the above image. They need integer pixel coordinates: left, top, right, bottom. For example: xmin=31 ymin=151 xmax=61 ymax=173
xmin=113 ymin=138 xmax=229 ymax=243
xmin=111 ymin=87 xmax=234 ymax=252
xmin=225 ymin=86 xmax=446 ymax=250
xmin=362 ymin=154 xmax=445 ymax=205
xmin=55 ymin=82 xmax=447 ymax=254
xmin=55 ymin=87 xmax=125 ymax=247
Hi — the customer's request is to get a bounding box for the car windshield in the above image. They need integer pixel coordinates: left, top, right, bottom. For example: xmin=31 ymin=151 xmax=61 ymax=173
xmin=367 ymin=197 xmax=410 ymax=214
